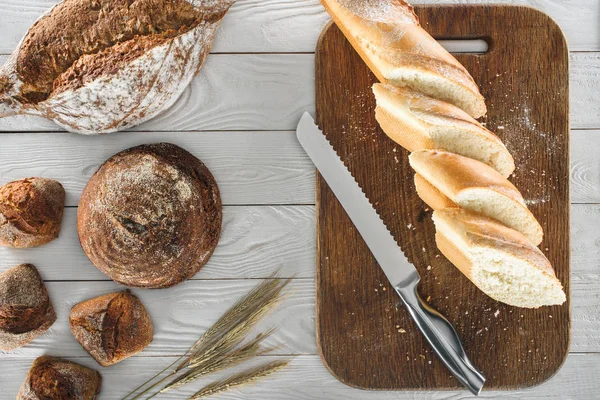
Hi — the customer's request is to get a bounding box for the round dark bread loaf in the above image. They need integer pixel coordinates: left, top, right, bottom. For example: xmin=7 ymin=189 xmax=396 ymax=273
xmin=17 ymin=356 xmax=101 ymax=400
xmin=70 ymin=290 xmax=153 ymax=366
xmin=78 ymin=143 xmax=222 ymax=288
xmin=0 ymin=177 xmax=65 ymax=248
xmin=0 ymin=264 xmax=56 ymax=351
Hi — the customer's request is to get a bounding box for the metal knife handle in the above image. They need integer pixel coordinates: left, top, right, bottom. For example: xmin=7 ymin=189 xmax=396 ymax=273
xmin=395 ymin=272 xmax=485 ymax=396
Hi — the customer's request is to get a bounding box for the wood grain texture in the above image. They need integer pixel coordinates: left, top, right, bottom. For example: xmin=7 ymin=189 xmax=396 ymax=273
xmin=0 ymin=51 xmax=599 ymax=132
xmin=571 ymin=130 xmax=600 ymax=203
xmin=0 ymin=206 xmax=315 ymax=280
xmin=0 ymin=280 xmax=316 ymax=358
xmin=316 ymin=5 xmax=570 ymax=390
xmin=0 ymin=131 xmax=314 ymax=206
xmin=0 ymin=0 xmax=597 ymax=54
xmin=0 ymin=353 xmax=599 ymax=399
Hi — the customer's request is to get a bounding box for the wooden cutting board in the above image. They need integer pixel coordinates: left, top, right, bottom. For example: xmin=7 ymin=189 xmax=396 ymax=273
xmin=315 ymin=5 xmax=570 ymax=390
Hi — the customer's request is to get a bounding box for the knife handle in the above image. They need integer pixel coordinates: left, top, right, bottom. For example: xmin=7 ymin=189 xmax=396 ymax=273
xmin=395 ymin=273 xmax=485 ymax=396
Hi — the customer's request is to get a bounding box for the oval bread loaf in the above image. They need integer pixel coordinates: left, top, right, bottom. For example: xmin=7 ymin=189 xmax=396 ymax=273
xmin=433 ymin=208 xmax=565 ymax=308
xmin=78 ymin=143 xmax=222 ymax=288
xmin=0 ymin=177 xmax=65 ymax=248
xmin=70 ymin=290 xmax=153 ymax=366
xmin=0 ymin=0 xmax=235 ymax=134
xmin=409 ymin=150 xmax=543 ymax=246
xmin=17 ymin=356 xmax=102 ymax=400
xmin=0 ymin=264 xmax=56 ymax=351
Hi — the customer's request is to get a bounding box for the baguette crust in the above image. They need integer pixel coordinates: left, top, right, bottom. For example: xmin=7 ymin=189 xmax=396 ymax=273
xmin=70 ymin=290 xmax=153 ymax=366
xmin=320 ymin=0 xmax=486 ymax=118
xmin=373 ymin=83 xmax=514 ymax=176
xmin=409 ymin=150 xmax=543 ymax=245
xmin=433 ymin=208 xmax=565 ymax=308
xmin=0 ymin=264 xmax=56 ymax=351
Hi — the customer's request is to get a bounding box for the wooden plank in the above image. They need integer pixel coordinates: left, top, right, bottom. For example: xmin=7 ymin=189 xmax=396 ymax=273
xmin=0 ymin=0 xmax=597 ymax=54
xmin=0 ymin=130 xmax=598 ymax=206
xmin=0 ymin=279 xmax=316 ymax=358
xmin=0 ymin=54 xmax=316 ymax=132
xmin=0 ymin=353 xmax=598 ymax=399
xmin=0 ymin=206 xmax=315 ymax=280
xmin=316 ymin=7 xmax=570 ymax=389
xmin=0 ymin=52 xmax=599 ymax=132
xmin=0 ymin=205 xmax=598 ymax=352
xmin=0 ymin=131 xmax=315 ymax=206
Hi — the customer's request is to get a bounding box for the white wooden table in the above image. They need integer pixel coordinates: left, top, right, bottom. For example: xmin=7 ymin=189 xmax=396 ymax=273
xmin=0 ymin=1 xmax=599 ymax=398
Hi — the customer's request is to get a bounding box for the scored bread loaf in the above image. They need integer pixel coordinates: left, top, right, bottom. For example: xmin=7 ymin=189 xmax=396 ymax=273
xmin=409 ymin=150 xmax=543 ymax=246
xmin=433 ymin=208 xmax=565 ymax=308
xmin=0 ymin=177 xmax=65 ymax=248
xmin=0 ymin=0 xmax=235 ymax=134
xmin=17 ymin=356 xmax=101 ymax=400
xmin=373 ymin=83 xmax=515 ymax=177
xmin=78 ymin=143 xmax=222 ymax=288
xmin=0 ymin=264 xmax=56 ymax=351
xmin=320 ymin=0 xmax=486 ymax=118
xmin=70 ymin=290 xmax=153 ymax=366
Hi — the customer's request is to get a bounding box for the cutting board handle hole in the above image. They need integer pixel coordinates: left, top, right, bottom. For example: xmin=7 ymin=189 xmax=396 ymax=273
xmin=437 ymin=39 xmax=489 ymax=54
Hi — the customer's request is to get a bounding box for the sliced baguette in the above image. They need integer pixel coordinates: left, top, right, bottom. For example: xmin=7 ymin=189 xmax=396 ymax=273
xmin=320 ymin=0 xmax=486 ymax=118
xmin=433 ymin=208 xmax=565 ymax=308
xmin=409 ymin=150 xmax=543 ymax=245
xmin=373 ymin=83 xmax=514 ymax=177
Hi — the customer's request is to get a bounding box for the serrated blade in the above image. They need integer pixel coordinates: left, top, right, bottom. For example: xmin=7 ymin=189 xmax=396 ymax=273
xmin=296 ymin=112 xmax=416 ymax=288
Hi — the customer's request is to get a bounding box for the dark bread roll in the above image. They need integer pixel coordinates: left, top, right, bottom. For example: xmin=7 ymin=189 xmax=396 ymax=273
xmin=77 ymin=143 xmax=222 ymax=288
xmin=70 ymin=290 xmax=153 ymax=366
xmin=0 ymin=264 xmax=56 ymax=351
xmin=0 ymin=177 xmax=65 ymax=248
xmin=17 ymin=356 xmax=101 ymax=400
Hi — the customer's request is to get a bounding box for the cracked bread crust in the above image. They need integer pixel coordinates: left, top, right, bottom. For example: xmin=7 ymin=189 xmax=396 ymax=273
xmin=0 ymin=177 xmax=65 ymax=248
xmin=70 ymin=290 xmax=153 ymax=366
xmin=77 ymin=143 xmax=222 ymax=288
xmin=17 ymin=356 xmax=101 ymax=400
xmin=0 ymin=264 xmax=56 ymax=351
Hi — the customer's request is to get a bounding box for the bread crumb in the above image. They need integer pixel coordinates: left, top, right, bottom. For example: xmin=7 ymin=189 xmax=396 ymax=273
xmin=494 ymin=310 xmax=500 ymax=318
xmin=398 ymin=328 xmax=406 ymax=333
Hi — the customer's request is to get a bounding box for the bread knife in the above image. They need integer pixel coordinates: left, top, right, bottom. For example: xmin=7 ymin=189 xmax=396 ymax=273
xmin=296 ymin=112 xmax=485 ymax=395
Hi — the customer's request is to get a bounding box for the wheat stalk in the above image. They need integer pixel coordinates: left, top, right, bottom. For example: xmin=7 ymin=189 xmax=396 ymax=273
xmin=188 ymin=359 xmax=291 ymax=399
xmin=121 ymin=275 xmax=291 ymax=400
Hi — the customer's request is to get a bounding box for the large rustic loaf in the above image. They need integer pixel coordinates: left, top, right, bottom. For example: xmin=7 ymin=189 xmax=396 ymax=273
xmin=320 ymin=0 xmax=486 ymax=118
xmin=0 ymin=177 xmax=65 ymax=248
xmin=0 ymin=0 xmax=235 ymax=134
xmin=70 ymin=290 xmax=153 ymax=366
xmin=78 ymin=143 xmax=222 ymax=288
xmin=373 ymin=83 xmax=515 ymax=177
xmin=409 ymin=150 xmax=543 ymax=246
xmin=0 ymin=264 xmax=56 ymax=351
xmin=17 ymin=356 xmax=101 ymax=400
xmin=433 ymin=208 xmax=565 ymax=308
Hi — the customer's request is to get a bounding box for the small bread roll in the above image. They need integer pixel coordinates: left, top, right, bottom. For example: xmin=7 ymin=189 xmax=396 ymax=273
xmin=17 ymin=356 xmax=101 ymax=400
xmin=0 ymin=264 xmax=56 ymax=351
xmin=78 ymin=143 xmax=222 ymax=288
xmin=0 ymin=177 xmax=65 ymax=248
xmin=70 ymin=290 xmax=153 ymax=366
xmin=433 ymin=208 xmax=565 ymax=308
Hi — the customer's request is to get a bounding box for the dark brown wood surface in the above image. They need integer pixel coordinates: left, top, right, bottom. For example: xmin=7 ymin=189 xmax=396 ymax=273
xmin=315 ymin=5 xmax=570 ymax=390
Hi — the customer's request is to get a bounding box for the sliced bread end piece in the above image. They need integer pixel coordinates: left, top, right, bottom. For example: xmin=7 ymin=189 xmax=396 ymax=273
xmin=373 ymin=83 xmax=514 ymax=177
xmin=433 ymin=208 xmax=566 ymax=308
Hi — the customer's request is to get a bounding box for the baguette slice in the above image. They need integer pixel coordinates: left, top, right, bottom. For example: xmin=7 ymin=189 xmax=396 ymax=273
xmin=373 ymin=83 xmax=514 ymax=177
xmin=409 ymin=150 xmax=543 ymax=245
xmin=320 ymin=0 xmax=486 ymax=118
xmin=433 ymin=208 xmax=565 ymax=308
